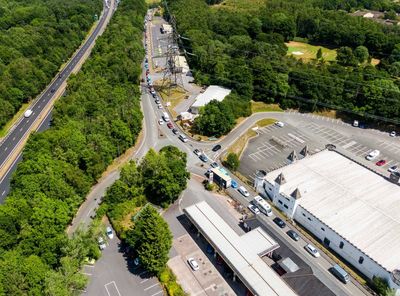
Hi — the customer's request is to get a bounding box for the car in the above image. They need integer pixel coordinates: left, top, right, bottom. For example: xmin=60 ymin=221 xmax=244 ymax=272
xmin=231 ymin=179 xmax=238 ymax=188
xmin=366 ymin=149 xmax=380 ymax=161
xmin=178 ymin=134 xmax=188 ymax=143
xmin=305 ymin=244 xmax=320 ymax=258
xmin=193 ymin=149 xmax=202 ymax=156
xmin=273 ymin=217 xmax=286 ymax=228
xmin=210 ymin=162 xmax=219 ymax=168
xmin=238 ymin=186 xmax=250 ymax=197
xmin=248 ymin=204 xmax=260 ymax=215
xmin=388 ymin=165 xmax=398 ymax=173
xmin=287 ymin=230 xmax=300 ymax=241
xmin=24 ymin=109 xmax=33 ymax=118
xmin=376 ymin=159 xmax=386 ymax=166
xmin=390 ymin=131 xmax=396 ymax=137
xmin=98 ymin=237 xmax=106 ymax=250
xmin=157 ymin=104 xmax=163 ymax=109
xmin=275 ymin=121 xmax=285 ymax=127
xmin=155 ymin=99 xmax=160 ymax=104
xmin=152 ymin=93 xmax=156 ymax=98
xmin=187 ymin=258 xmax=199 ymax=271
xmin=172 ymin=128 xmax=179 ymax=135
xmin=353 ymin=120 xmax=359 ymax=127
xmin=106 ymin=226 xmax=114 ymax=239
xmin=212 ymin=144 xmax=221 ymax=152
xmin=167 ymin=122 xmax=173 ymax=129
xmin=50 ymin=88 xmax=56 ymax=93
xmin=206 ymin=244 xmax=214 ymax=254
xmin=199 ymin=154 xmax=208 ymax=162
xmin=158 ymin=119 xmax=164 ymax=125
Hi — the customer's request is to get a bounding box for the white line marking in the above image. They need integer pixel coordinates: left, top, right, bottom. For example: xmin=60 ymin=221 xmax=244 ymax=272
xmin=105 ymin=281 xmax=121 ymax=296
xmin=342 ymin=141 xmax=357 ymax=149
xmin=1 ymin=190 xmax=5 ymax=196
xmin=140 ymin=279 xmax=149 ymax=284
xmin=144 ymin=283 xmax=159 ymax=291
xmin=4 ymin=147 xmax=7 ymax=151
xmin=150 ymin=291 xmax=163 ymax=296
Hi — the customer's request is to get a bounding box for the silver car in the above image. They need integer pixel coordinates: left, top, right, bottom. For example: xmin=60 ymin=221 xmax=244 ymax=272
xmin=188 ymin=258 xmax=199 ymax=271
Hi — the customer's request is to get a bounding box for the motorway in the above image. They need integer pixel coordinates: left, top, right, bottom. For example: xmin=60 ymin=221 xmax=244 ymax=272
xmin=0 ymin=0 xmax=116 ymax=203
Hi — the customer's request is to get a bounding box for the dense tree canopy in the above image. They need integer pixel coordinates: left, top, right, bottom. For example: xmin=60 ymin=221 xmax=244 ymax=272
xmin=0 ymin=0 xmax=101 ymax=129
xmin=0 ymin=0 xmax=146 ymax=294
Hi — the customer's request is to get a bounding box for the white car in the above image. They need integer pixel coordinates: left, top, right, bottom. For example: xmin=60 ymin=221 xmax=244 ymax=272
xmin=275 ymin=121 xmax=284 ymax=127
xmin=24 ymin=109 xmax=33 ymax=118
xmin=305 ymin=244 xmax=320 ymax=258
xmin=158 ymin=119 xmax=164 ymax=125
xmin=157 ymin=104 xmax=163 ymax=109
xmin=188 ymin=258 xmax=199 ymax=271
xmin=98 ymin=237 xmax=106 ymax=250
xmin=238 ymin=186 xmax=250 ymax=197
xmin=366 ymin=149 xmax=380 ymax=161
xmin=193 ymin=149 xmax=202 ymax=156
xmin=248 ymin=204 xmax=260 ymax=215
xmin=106 ymin=226 xmax=114 ymax=239
xmin=388 ymin=165 xmax=398 ymax=173
xmin=390 ymin=131 xmax=396 ymax=137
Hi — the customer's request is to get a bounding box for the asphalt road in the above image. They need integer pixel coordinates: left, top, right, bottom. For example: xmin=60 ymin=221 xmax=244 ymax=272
xmin=0 ymin=0 xmax=114 ymax=203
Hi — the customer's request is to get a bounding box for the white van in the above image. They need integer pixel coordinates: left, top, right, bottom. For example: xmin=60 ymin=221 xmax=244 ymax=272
xmin=253 ymin=195 xmax=273 ymax=216
xmin=162 ymin=112 xmax=170 ymax=122
xmin=366 ymin=149 xmax=380 ymax=161
xmin=24 ymin=109 xmax=33 ymax=118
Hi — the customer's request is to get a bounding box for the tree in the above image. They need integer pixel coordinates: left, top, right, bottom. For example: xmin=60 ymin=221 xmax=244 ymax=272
xmin=193 ymin=100 xmax=235 ymax=137
xmin=224 ymin=153 xmax=240 ymax=171
xmin=125 ymin=206 xmax=172 ymax=275
xmin=336 ymin=47 xmax=358 ymax=66
xmin=316 ymin=48 xmax=323 ymax=60
xmin=372 ymin=276 xmax=395 ymax=296
xmin=354 ymin=46 xmax=369 ymax=64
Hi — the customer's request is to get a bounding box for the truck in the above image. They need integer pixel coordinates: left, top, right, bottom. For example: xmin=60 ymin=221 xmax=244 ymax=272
xmin=210 ymin=167 xmax=231 ymax=188
xmin=162 ymin=112 xmax=170 ymax=122
xmin=253 ymin=195 xmax=273 ymax=216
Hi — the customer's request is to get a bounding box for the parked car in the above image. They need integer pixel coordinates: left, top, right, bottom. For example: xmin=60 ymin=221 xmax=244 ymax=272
xmin=158 ymin=119 xmax=164 ymax=125
xmin=155 ymin=99 xmax=160 ymax=104
xmin=273 ymin=217 xmax=286 ymax=228
xmin=212 ymin=144 xmax=221 ymax=152
xmin=199 ymin=154 xmax=208 ymax=162
xmin=172 ymin=128 xmax=179 ymax=135
xmin=106 ymin=226 xmax=114 ymax=239
xmin=353 ymin=120 xmax=359 ymax=127
xmin=210 ymin=162 xmax=219 ymax=168
xmin=287 ymin=230 xmax=300 ymax=241
xmin=178 ymin=134 xmax=188 ymax=143
xmin=305 ymin=244 xmax=320 ymax=258
xmin=193 ymin=149 xmax=202 ymax=156
xmin=238 ymin=186 xmax=250 ymax=197
xmin=275 ymin=121 xmax=284 ymax=127
xmin=388 ymin=165 xmax=398 ymax=173
xmin=157 ymin=104 xmax=163 ymax=109
xmin=248 ymin=204 xmax=260 ymax=215
xmin=188 ymin=258 xmax=199 ymax=271
xmin=231 ymin=179 xmax=238 ymax=188
xmin=366 ymin=149 xmax=380 ymax=161
xmin=98 ymin=237 xmax=106 ymax=250
xmin=376 ymin=159 xmax=386 ymax=166
xmin=390 ymin=131 xmax=396 ymax=137
xmin=330 ymin=264 xmax=350 ymax=284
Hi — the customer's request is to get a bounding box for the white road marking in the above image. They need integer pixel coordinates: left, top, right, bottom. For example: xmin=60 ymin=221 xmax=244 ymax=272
xmin=342 ymin=141 xmax=357 ymax=149
xmin=140 ymin=278 xmax=149 ymax=284
xmin=104 ymin=281 xmax=121 ymax=296
xmin=150 ymin=291 xmax=163 ymax=296
xmin=1 ymin=190 xmax=5 ymax=196
xmin=19 ymin=127 xmax=23 ymax=131
xmin=144 ymin=283 xmax=159 ymax=291
xmin=4 ymin=147 xmax=7 ymax=151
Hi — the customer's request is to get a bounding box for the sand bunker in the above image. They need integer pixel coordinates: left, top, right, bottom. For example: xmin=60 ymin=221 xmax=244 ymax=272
xmin=292 ymin=51 xmax=304 ymax=55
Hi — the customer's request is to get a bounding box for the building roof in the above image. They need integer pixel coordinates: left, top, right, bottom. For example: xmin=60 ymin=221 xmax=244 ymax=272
xmin=174 ymin=56 xmax=189 ymax=73
xmin=265 ymin=150 xmax=400 ymax=272
xmin=184 ymin=201 xmax=297 ymax=296
xmin=191 ymin=85 xmax=231 ymax=108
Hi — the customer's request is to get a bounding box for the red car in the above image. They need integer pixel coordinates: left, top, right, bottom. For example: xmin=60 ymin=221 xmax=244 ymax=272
xmin=167 ymin=122 xmax=173 ymax=129
xmin=376 ymin=159 xmax=386 ymax=166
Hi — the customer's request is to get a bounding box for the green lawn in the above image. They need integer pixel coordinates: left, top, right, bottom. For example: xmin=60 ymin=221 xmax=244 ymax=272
xmin=212 ymin=0 xmax=266 ymax=13
xmin=286 ymin=41 xmax=337 ymax=62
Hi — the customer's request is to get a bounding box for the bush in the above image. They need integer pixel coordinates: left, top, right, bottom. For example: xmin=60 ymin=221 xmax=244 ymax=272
xmin=224 ymin=153 xmax=240 ymax=171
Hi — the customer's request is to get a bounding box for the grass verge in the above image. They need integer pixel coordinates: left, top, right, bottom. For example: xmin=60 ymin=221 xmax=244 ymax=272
xmin=251 ymin=101 xmax=283 ymax=113
xmin=0 ymin=102 xmax=30 ymax=138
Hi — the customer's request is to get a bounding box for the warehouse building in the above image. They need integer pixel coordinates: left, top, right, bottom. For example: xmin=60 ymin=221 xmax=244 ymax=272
xmin=254 ymin=149 xmax=400 ymax=294
xmin=190 ymin=85 xmax=231 ymax=114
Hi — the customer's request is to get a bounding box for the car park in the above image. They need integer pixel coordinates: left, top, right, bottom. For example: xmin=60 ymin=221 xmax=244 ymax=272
xmin=231 ymin=179 xmax=238 ymax=188
xmin=305 ymin=244 xmax=320 ymax=258
xmin=106 ymin=226 xmax=114 ymax=239
xmin=273 ymin=217 xmax=286 ymax=228
xmin=158 ymin=119 xmax=164 ymax=125
xmin=376 ymin=159 xmax=386 ymax=166
xmin=210 ymin=162 xmax=219 ymax=168
xmin=248 ymin=204 xmax=260 ymax=215
xmin=199 ymin=154 xmax=208 ymax=162
xmin=178 ymin=134 xmax=188 ymax=143
xmin=275 ymin=121 xmax=285 ymax=127
xmin=287 ymin=230 xmax=300 ymax=241
xmin=238 ymin=186 xmax=250 ymax=197
xmin=172 ymin=128 xmax=179 ymax=135
xmin=187 ymin=258 xmax=199 ymax=271
xmin=390 ymin=131 xmax=396 ymax=137
xmin=98 ymin=237 xmax=106 ymax=250
xmin=24 ymin=109 xmax=33 ymax=118
xmin=212 ymin=144 xmax=221 ymax=152
xmin=167 ymin=122 xmax=173 ymax=129
xmin=193 ymin=149 xmax=201 ymax=156
xmin=388 ymin=165 xmax=398 ymax=173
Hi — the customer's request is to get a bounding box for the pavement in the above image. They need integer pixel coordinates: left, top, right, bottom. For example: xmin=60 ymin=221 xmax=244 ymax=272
xmin=0 ymin=0 xmax=116 ymax=203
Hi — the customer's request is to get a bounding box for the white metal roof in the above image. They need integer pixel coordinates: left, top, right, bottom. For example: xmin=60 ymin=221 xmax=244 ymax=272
xmin=191 ymin=85 xmax=231 ymax=108
xmin=265 ymin=150 xmax=400 ymax=272
xmin=184 ymin=201 xmax=297 ymax=296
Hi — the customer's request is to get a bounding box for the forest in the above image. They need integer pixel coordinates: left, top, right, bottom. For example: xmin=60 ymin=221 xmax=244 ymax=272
xmin=0 ymin=0 xmax=102 ymax=129
xmin=166 ymin=0 xmax=400 ymax=137
xmin=0 ymin=0 xmax=146 ymax=294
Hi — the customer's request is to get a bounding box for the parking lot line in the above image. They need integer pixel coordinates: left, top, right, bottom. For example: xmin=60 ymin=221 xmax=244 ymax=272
xmin=342 ymin=141 xmax=357 ymax=149
xmin=105 ymin=281 xmax=121 ymax=296
xmin=144 ymin=283 xmax=159 ymax=291
xmin=140 ymin=278 xmax=149 ymax=284
xmin=150 ymin=291 xmax=163 ymax=296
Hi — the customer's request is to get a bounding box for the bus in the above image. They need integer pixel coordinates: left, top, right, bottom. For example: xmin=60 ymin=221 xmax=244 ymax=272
xmin=253 ymin=195 xmax=273 ymax=216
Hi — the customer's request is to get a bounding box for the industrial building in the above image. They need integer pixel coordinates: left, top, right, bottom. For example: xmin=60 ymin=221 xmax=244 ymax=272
xmin=190 ymin=85 xmax=231 ymax=114
xmin=184 ymin=201 xmax=297 ymax=296
xmin=254 ymin=149 xmax=400 ymax=294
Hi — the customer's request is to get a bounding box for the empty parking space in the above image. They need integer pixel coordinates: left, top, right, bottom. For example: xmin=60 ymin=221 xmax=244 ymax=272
xmin=105 ymin=281 xmax=121 ymax=296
